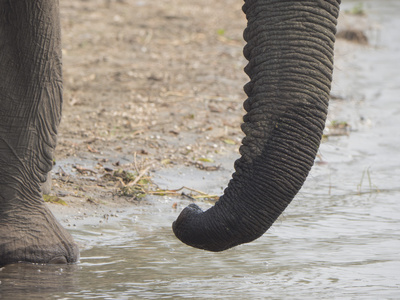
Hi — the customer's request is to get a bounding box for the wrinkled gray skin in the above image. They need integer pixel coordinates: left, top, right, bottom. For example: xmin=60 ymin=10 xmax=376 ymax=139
xmin=0 ymin=0 xmax=79 ymax=266
xmin=0 ymin=0 xmax=340 ymax=266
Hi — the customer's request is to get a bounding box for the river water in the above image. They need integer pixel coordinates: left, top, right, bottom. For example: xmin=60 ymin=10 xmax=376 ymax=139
xmin=1 ymin=1 xmax=399 ymax=299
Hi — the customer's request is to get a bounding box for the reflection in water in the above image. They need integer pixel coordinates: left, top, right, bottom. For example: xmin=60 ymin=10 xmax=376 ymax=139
xmin=2 ymin=1 xmax=400 ymax=299
xmin=0 ymin=263 xmax=80 ymax=299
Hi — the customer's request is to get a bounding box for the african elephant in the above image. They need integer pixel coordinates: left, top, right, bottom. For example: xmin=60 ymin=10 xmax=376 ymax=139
xmin=0 ymin=0 xmax=341 ymax=266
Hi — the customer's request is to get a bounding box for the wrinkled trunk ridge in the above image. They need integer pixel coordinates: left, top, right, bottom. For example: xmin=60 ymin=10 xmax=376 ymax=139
xmin=173 ymin=0 xmax=341 ymax=251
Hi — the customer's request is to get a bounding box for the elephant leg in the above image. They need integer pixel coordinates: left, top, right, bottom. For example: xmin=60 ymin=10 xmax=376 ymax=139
xmin=0 ymin=0 xmax=79 ymax=266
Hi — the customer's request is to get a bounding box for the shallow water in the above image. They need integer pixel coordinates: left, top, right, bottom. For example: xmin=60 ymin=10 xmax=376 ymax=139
xmin=1 ymin=1 xmax=400 ymax=299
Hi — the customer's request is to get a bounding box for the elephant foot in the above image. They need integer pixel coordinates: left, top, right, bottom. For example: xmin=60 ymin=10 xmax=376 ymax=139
xmin=0 ymin=202 xmax=79 ymax=267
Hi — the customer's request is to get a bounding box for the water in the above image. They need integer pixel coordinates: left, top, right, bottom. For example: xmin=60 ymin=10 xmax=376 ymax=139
xmin=1 ymin=1 xmax=400 ymax=298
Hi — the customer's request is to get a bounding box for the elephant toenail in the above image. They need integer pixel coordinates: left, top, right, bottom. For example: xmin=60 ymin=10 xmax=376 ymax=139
xmin=48 ymin=256 xmax=68 ymax=264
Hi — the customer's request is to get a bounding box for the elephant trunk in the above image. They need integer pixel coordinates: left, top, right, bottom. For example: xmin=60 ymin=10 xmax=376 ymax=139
xmin=173 ymin=0 xmax=341 ymax=251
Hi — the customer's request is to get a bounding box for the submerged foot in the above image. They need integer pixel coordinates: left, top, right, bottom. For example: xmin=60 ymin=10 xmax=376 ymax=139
xmin=0 ymin=202 xmax=79 ymax=267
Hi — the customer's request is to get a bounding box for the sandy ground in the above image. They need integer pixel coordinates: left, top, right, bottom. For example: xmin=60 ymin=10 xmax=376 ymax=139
xmin=48 ymin=0 xmax=372 ymax=224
